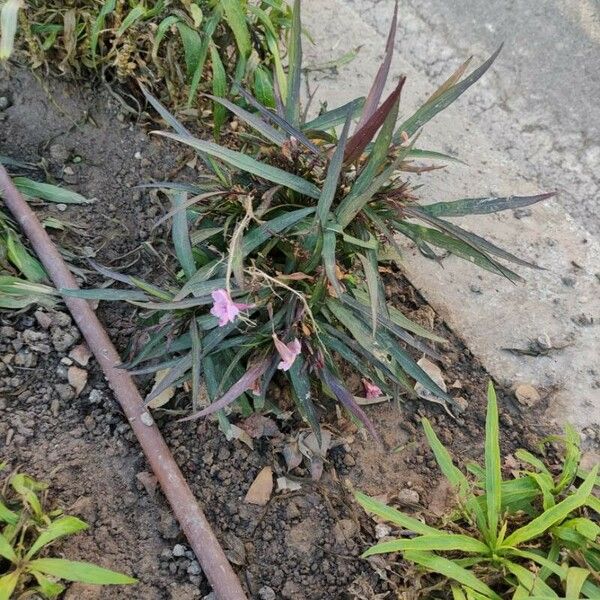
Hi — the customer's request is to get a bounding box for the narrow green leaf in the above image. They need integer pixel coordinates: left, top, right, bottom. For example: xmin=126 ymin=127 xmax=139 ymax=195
xmin=220 ymin=0 xmax=251 ymax=57
xmin=0 ymin=571 xmax=19 ymax=600
xmin=204 ymin=94 xmax=286 ymax=146
xmin=556 ymin=424 xmax=581 ymax=492
xmin=60 ymin=288 xmax=149 ymax=301
xmin=171 ymin=191 xmax=196 ymax=279
xmin=90 ymin=0 xmax=117 ymax=63
xmin=355 ymin=492 xmax=439 ymax=536
xmin=242 ymin=207 xmax=315 ymax=255
xmin=0 ymin=500 xmax=18 ymax=525
xmin=155 ymin=132 xmax=320 ymax=199
xmin=504 ymin=560 xmax=557 ymax=597
xmin=421 ymin=193 xmax=555 ymax=218
xmin=28 ymin=558 xmax=136 ymax=585
xmin=209 ymin=41 xmax=227 ymax=139
xmin=0 ymin=532 xmax=16 ymax=562
xmin=323 ymin=230 xmax=343 ymax=296
xmin=288 ymin=355 xmax=321 ymax=441
xmin=303 ymin=98 xmax=365 ymax=132
xmin=26 ymin=516 xmax=88 ymax=559
xmin=485 ymin=381 xmax=502 ymax=544
xmin=253 ymin=65 xmax=276 ymax=108
xmin=116 ymin=4 xmax=146 ymax=37
xmin=502 ymin=465 xmax=598 ymax=548
xmin=175 ymin=22 xmax=203 ymax=80
xmin=566 ymin=567 xmax=590 ymax=599
xmin=5 ymin=231 xmax=46 ymax=282
xmin=394 ymin=45 xmax=503 ymax=141
xmin=30 ymin=571 xmax=65 ymax=598
xmin=13 ymin=177 xmax=93 ymax=204
xmin=357 ymin=252 xmax=380 ymax=336
xmin=285 ymin=0 xmax=302 ymax=125
xmin=394 ymin=220 xmax=522 ymax=281
xmin=363 ymin=533 xmax=489 ymax=556
xmin=316 ymin=109 xmax=353 ymax=224
xmin=403 ymin=551 xmax=502 ymax=600
xmin=187 ymin=6 xmax=222 ymax=106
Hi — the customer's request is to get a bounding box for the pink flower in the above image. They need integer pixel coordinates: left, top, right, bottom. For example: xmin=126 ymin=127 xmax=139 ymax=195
xmin=210 ymin=289 xmax=252 ymax=327
xmin=362 ymin=378 xmax=383 ymax=399
xmin=273 ymin=334 xmax=302 ymax=372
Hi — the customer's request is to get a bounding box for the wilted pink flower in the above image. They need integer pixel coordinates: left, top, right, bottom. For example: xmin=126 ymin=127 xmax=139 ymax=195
xmin=210 ymin=289 xmax=252 ymax=327
xmin=362 ymin=378 xmax=383 ymax=399
xmin=273 ymin=335 xmax=301 ymax=372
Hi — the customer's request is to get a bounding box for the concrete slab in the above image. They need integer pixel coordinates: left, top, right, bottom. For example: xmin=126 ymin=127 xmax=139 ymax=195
xmin=302 ymin=0 xmax=599 ymax=434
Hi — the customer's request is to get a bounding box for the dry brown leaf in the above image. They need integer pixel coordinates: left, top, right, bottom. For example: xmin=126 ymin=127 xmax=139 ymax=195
xmin=69 ymin=344 xmax=92 ymax=367
xmin=244 ymin=466 xmax=273 ymax=506
xmin=147 ymin=369 xmax=175 ymax=409
xmin=67 ymin=366 xmax=88 ymax=396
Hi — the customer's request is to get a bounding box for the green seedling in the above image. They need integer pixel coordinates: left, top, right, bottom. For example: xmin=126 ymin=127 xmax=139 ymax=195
xmin=357 ymin=383 xmax=600 ymax=598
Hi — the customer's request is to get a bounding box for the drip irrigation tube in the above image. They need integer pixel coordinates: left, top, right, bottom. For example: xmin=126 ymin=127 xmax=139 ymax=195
xmin=0 ymin=165 xmax=248 ymax=600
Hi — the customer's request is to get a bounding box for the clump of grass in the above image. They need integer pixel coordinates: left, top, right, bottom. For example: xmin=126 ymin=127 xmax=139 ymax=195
xmin=0 ymin=156 xmax=90 ymax=309
xmin=13 ymin=0 xmax=291 ymax=128
xmin=358 ymin=383 xmax=600 ymax=598
xmin=70 ymin=1 xmax=552 ymax=439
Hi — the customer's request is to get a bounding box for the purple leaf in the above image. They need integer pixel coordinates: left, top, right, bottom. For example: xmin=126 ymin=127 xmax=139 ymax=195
xmin=180 ymin=357 xmax=271 ymax=421
xmin=354 ymin=0 xmax=398 ymax=131
xmin=344 ymin=77 xmax=406 ymax=164
xmin=320 ymin=367 xmax=381 ymax=443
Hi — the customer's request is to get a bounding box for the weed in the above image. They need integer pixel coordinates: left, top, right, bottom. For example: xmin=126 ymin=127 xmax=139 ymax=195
xmin=357 ymin=383 xmax=600 ymax=598
xmin=0 ymin=464 xmax=136 ymax=599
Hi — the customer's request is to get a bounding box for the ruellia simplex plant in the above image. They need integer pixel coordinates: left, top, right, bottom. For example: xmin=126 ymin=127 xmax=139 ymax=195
xmin=69 ymin=0 xmax=553 ymax=440
xmin=357 ymin=384 xmax=600 ymax=598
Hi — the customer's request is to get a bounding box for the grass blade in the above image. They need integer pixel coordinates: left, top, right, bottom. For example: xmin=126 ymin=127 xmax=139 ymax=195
xmin=316 ymin=109 xmax=353 ymax=224
xmin=354 ymin=0 xmax=398 ymax=130
xmin=394 ymin=45 xmax=503 ymax=141
xmin=181 ymin=358 xmax=271 ymax=421
xmin=285 ymin=0 xmax=302 ymax=125
xmin=205 ymin=94 xmax=286 ymax=146
xmin=0 ymin=0 xmax=22 ymax=60
xmin=344 ymin=77 xmax=405 ymax=164
xmin=220 ymin=0 xmax=251 ymax=57
xmin=27 ymin=558 xmax=136 ymax=585
xmin=208 ymin=41 xmax=227 ymax=139
xmin=236 ymin=85 xmax=321 ymax=154
xmin=303 ymin=98 xmax=365 ymax=132
xmin=502 ymin=465 xmax=599 ymax=548
xmin=421 ymin=193 xmax=555 ymax=218
xmin=12 ymin=177 xmax=92 ymax=204
xmin=320 ymin=367 xmax=379 ymax=441
xmin=363 ymin=533 xmax=489 ymax=556
xmin=402 ymin=551 xmax=502 ymax=600
xmin=171 ymin=192 xmax=195 ymax=280
xmin=155 ymin=132 xmax=320 ymax=199
xmin=89 ymin=0 xmax=116 ymax=64
xmin=484 ymin=381 xmax=502 ymax=545
xmin=26 ymin=516 xmax=88 ymax=560
xmin=356 ymin=492 xmax=440 ymax=535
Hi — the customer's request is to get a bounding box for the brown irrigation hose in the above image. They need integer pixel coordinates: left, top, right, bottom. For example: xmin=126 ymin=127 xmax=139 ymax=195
xmin=0 ymin=165 xmax=248 ymax=600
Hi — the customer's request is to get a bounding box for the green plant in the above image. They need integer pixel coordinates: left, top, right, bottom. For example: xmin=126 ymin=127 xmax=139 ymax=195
xmin=69 ymin=1 xmax=552 ymax=439
xmin=0 ymin=465 xmax=136 ymax=599
xmin=0 ymin=156 xmax=90 ymax=309
xmin=357 ymin=383 xmax=600 ymax=599
xmin=16 ymin=0 xmax=291 ymax=125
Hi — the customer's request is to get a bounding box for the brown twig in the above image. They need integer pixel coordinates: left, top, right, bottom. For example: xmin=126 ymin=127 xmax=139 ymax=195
xmin=0 ymin=165 xmax=247 ymax=600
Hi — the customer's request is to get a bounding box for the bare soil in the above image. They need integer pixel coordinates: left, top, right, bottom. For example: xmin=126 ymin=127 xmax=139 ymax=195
xmin=0 ymin=65 xmax=552 ymax=599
